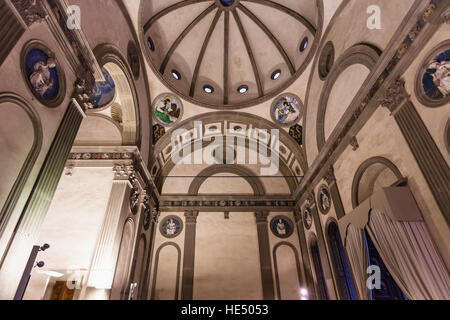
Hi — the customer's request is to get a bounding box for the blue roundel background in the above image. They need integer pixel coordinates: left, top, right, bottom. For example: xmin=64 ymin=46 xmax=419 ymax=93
xmin=25 ymin=49 xmax=60 ymax=100
xmin=422 ymin=49 xmax=450 ymax=100
xmin=93 ymin=67 xmax=116 ymax=109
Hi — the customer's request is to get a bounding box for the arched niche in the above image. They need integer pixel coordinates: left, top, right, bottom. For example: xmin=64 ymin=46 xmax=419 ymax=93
xmin=111 ymin=218 xmax=135 ymax=300
xmin=88 ymin=44 xmax=140 ymax=146
xmin=351 ymin=157 xmax=404 ymax=209
xmin=151 ymin=242 xmax=181 ymax=300
xmin=0 ymin=93 xmax=42 ymax=237
xmin=316 ymin=44 xmax=381 ymax=150
xmin=273 ymin=242 xmax=302 ymax=300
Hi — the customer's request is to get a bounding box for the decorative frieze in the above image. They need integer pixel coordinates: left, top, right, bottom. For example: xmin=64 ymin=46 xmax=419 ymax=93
xmin=380 ymin=78 xmax=410 ymax=114
xmin=11 ymin=0 xmax=47 ymax=27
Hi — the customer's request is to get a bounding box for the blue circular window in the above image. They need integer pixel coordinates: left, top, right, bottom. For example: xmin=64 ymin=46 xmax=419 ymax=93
xmin=220 ymin=0 xmax=235 ymax=7
xmin=300 ymin=37 xmax=309 ymax=52
xmin=147 ymin=37 xmax=155 ymax=52
xmin=171 ymin=69 xmax=181 ymax=80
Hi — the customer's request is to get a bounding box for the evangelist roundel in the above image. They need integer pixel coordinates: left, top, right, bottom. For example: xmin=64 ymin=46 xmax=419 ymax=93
xmin=23 ymin=43 xmax=64 ymax=107
xmin=303 ymin=206 xmax=313 ymax=230
xmin=422 ymin=49 xmax=450 ymax=101
xmin=153 ymin=93 xmax=183 ymax=127
xmin=92 ymin=67 xmax=116 ymax=109
xmin=318 ymin=185 xmax=332 ymax=215
xmin=160 ymin=215 xmax=183 ymax=238
xmin=271 ymin=94 xmax=302 ymax=127
xmin=270 ymin=216 xmax=294 ymax=239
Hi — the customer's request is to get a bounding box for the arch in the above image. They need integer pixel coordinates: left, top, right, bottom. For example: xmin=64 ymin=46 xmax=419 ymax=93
xmin=351 ymin=157 xmax=404 ymax=209
xmin=325 ymin=218 xmax=357 ymax=300
xmin=0 ymin=93 xmax=43 ymax=238
xmin=308 ymin=233 xmax=328 ymax=300
xmin=151 ymin=242 xmax=182 ymax=300
xmin=93 ymin=44 xmax=140 ymax=146
xmin=188 ymin=165 xmax=265 ymax=196
xmin=316 ymin=44 xmax=381 ymax=150
xmin=153 ymin=111 xmax=307 ymax=193
xmin=272 ymin=241 xmax=302 ymax=300
xmin=111 ymin=218 xmax=135 ymax=300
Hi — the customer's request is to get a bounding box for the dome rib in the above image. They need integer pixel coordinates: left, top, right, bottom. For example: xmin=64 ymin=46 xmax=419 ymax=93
xmin=190 ymin=9 xmax=223 ymax=97
xmin=238 ymin=3 xmax=295 ymax=75
xmin=160 ymin=4 xmax=217 ymax=75
xmin=232 ymin=9 xmax=263 ymax=98
xmin=144 ymin=0 xmax=214 ymax=32
xmin=243 ymin=0 xmax=316 ymax=34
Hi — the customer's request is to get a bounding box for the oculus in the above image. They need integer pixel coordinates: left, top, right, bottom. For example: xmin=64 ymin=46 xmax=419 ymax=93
xmin=271 ymin=69 xmax=282 ymax=80
xmin=220 ymin=0 xmax=235 ymax=7
xmin=237 ymin=85 xmax=248 ymax=94
xmin=270 ymin=216 xmax=294 ymax=239
xmin=271 ymin=94 xmax=302 ymax=127
xmin=422 ymin=49 xmax=450 ymax=100
xmin=300 ymin=37 xmax=309 ymax=52
xmin=318 ymin=41 xmax=335 ymax=80
xmin=203 ymin=85 xmax=214 ymax=94
xmin=153 ymin=93 xmax=183 ymax=126
xmin=160 ymin=216 xmax=183 ymax=238
xmin=93 ymin=67 xmax=116 ymax=109
xmin=147 ymin=37 xmax=155 ymax=52
xmin=303 ymin=206 xmax=313 ymax=230
xmin=23 ymin=46 xmax=63 ymax=106
xmin=172 ymin=69 xmax=181 ymax=80
xmin=318 ymin=185 xmax=332 ymax=214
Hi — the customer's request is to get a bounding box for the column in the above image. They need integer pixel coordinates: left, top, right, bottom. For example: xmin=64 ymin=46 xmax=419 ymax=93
xmin=294 ymin=208 xmax=316 ymax=299
xmin=87 ymin=165 xmax=134 ymax=293
xmin=323 ymin=166 xmax=346 ymax=220
xmin=0 ymin=0 xmax=26 ymax=67
xmin=255 ymin=211 xmax=275 ymax=300
xmin=381 ymin=79 xmax=450 ymax=225
xmin=181 ymin=210 xmax=198 ymax=300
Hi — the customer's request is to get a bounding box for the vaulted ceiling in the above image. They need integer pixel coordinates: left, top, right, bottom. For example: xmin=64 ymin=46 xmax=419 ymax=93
xmin=141 ymin=0 xmax=322 ymax=109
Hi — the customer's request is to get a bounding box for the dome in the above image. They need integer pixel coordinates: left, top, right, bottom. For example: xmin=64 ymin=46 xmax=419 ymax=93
xmin=141 ymin=0 xmax=321 ymax=109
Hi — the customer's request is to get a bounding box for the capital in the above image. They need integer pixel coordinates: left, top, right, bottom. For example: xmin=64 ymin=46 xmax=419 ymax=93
xmin=380 ymin=78 xmax=410 ymax=113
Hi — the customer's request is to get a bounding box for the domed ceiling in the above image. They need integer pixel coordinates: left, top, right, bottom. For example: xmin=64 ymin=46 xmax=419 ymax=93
xmin=141 ymin=0 xmax=322 ymax=109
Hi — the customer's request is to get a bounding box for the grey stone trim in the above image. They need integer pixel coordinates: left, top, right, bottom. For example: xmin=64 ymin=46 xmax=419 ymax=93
xmin=188 ymin=165 xmax=265 ymax=196
xmin=0 ymin=93 xmax=43 ymax=241
xmin=351 ymin=157 xmax=403 ymax=209
xmin=323 ymin=166 xmax=346 ymax=220
xmin=1 ymin=100 xmax=84 ymax=266
xmin=293 ymin=208 xmax=316 ymax=299
xmin=255 ymin=211 xmax=275 ymax=300
xmin=0 ymin=1 xmax=25 ymax=67
xmin=150 ymin=242 xmax=181 ymax=300
xmin=316 ymin=44 xmax=381 ymax=150
xmin=273 ymin=242 xmax=302 ymax=300
xmin=393 ymin=100 xmax=450 ymax=225
xmin=306 ymin=193 xmax=337 ymax=299
xmin=181 ymin=210 xmax=198 ymax=300
xmin=446 ymin=118 xmax=450 ymax=155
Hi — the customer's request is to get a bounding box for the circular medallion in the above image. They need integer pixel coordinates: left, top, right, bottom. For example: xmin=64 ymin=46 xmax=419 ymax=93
xmin=317 ymin=185 xmax=332 ymax=215
xmin=92 ymin=67 xmax=116 ymax=110
xmin=271 ymin=94 xmax=303 ymax=127
xmin=21 ymin=41 xmax=65 ymax=108
xmin=416 ymin=42 xmax=450 ymax=108
xmin=270 ymin=216 xmax=294 ymax=239
xmin=153 ymin=93 xmax=183 ymax=127
xmin=160 ymin=215 xmax=183 ymax=238
xmin=303 ymin=206 xmax=313 ymax=230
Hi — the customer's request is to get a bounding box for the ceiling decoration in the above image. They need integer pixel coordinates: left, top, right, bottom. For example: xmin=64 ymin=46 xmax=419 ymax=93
xmin=141 ymin=0 xmax=321 ymax=109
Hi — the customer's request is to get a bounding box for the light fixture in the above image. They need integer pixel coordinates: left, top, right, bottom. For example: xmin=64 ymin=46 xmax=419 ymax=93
xmin=203 ymin=85 xmax=214 ymax=94
xmin=300 ymin=288 xmax=309 ymax=300
xmin=238 ymin=85 xmax=248 ymax=94
xmin=271 ymin=69 xmax=281 ymax=80
xmin=171 ymin=69 xmax=181 ymax=80
xmin=300 ymin=37 xmax=309 ymax=52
